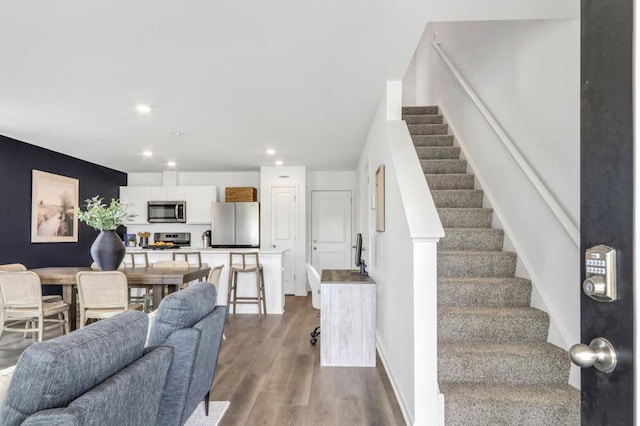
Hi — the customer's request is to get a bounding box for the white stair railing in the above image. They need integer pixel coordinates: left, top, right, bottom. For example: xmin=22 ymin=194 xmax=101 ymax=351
xmin=432 ymin=42 xmax=580 ymax=247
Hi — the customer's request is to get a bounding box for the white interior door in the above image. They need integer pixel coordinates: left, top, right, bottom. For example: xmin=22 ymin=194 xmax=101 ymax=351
xmin=270 ymin=186 xmax=297 ymax=295
xmin=311 ymin=190 xmax=352 ymax=272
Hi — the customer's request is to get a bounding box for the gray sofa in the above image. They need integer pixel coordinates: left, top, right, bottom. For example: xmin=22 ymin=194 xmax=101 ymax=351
xmin=0 ymin=310 xmax=173 ymax=426
xmin=148 ymin=281 xmax=228 ymax=426
xmin=0 ymin=282 xmax=227 ymax=426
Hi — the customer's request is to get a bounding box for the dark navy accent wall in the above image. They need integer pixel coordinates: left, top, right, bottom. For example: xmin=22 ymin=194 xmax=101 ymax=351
xmin=0 ymin=135 xmax=127 ymax=269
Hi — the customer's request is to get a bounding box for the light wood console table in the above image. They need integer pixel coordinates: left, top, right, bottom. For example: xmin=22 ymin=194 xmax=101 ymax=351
xmin=320 ymin=269 xmax=376 ymax=367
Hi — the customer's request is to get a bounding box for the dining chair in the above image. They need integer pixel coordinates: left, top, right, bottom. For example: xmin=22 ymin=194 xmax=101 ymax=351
xmin=0 ymin=271 xmax=69 ymax=342
xmin=76 ymin=271 xmax=143 ymax=328
xmin=0 ymin=264 xmax=61 ymax=303
xmin=125 ymin=252 xmax=153 ymax=311
xmin=0 ymin=264 xmax=62 ymax=338
xmin=207 ymin=265 xmax=226 ymax=340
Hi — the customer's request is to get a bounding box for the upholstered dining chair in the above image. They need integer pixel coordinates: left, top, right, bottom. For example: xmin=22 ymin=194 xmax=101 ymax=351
xmin=0 ymin=271 xmax=69 ymax=342
xmin=76 ymin=271 xmax=143 ymax=328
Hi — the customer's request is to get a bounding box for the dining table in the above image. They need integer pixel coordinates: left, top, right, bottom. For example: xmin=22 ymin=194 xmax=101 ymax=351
xmin=31 ymin=265 xmax=211 ymax=331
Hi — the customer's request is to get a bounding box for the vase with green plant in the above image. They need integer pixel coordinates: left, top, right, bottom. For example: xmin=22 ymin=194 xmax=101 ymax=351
xmin=78 ymin=196 xmax=137 ymax=271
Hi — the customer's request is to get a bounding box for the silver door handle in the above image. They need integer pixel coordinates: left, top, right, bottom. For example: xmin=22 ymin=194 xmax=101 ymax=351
xmin=271 ymin=244 xmax=276 ymax=248
xmin=313 ymin=247 xmax=317 ymax=250
xmin=569 ymin=337 xmax=617 ymax=373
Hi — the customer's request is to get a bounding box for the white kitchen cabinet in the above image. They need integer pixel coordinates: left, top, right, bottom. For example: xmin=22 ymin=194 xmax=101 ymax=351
xmin=165 ymin=186 xmax=186 ymax=200
xmin=185 ymin=186 xmax=217 ymax=224
xmin=119 ymin=186 xmax=149 ymax=224
xmin=148 ymin=186 xmax=168 ymax=200
xmin=119 ymin=185 xmax=217 ymax=225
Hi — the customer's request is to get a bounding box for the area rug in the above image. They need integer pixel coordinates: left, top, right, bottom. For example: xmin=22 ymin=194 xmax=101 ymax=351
xmin=184 ymin=401 xmax=230 ymax=426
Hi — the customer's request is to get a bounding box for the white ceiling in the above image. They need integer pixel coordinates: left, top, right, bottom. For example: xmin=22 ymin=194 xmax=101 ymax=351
xmin=0 ymin=1 xmax=429 ymax=173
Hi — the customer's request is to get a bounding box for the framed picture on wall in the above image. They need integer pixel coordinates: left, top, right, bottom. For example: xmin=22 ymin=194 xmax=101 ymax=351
xmin=375 ymin=164 xmax=385 ymax=232
xmin=31 ymin=170 xmax=79 ymax=243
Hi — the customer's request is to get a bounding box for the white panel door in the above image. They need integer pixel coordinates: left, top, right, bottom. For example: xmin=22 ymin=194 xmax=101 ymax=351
xmin=311 ymin=190 xmax=352 ymax=272
xmin=270 ymin=186 xmax=297 ymax=295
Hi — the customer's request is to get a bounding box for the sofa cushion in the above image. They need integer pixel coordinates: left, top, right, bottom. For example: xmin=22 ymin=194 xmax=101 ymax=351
xmin=0 ymin=310 xmax=148 ymax=426
xmin=148 ymin=282 xmax=217 ymax=347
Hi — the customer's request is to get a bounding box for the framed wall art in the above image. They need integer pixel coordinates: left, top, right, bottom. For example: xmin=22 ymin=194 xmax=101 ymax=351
xmin=375 ymin=164 xmax=385 ymax=232
xmin=31 ymin=170 xmax=79 ymax=243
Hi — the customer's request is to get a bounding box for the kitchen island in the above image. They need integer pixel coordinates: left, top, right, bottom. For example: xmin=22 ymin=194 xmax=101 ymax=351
xmin=126 ymin=247 xmax=285 ymax=314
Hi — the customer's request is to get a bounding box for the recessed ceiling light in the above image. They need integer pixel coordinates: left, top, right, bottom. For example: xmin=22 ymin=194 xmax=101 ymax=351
xmin=171 ymin=131 xmax=182 ymax=137
xmin=167 ymin=161 xmax=176 ymax=167
xmin=136 ymin=104 xmax=152 ymax=114
xmin=265 ymin=149 xmax=276 ymax=155
xmin=275 ymin=160 xmax=284 ymax=166
xmin=142 ymin=150 xmax=153 ymax=157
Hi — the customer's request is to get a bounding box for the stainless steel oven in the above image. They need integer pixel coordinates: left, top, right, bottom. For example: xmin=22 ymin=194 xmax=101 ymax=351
xmin=147 ymin=201 xmax=186 ymax=223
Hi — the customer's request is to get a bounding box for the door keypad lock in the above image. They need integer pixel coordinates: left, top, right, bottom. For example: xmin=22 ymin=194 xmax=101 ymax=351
xmin=583 ymin=245 xmax=617 ymax=302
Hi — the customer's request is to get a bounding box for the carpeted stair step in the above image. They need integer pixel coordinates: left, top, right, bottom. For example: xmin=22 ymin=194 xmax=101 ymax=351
xmin=438 ymin=277 xmax=532 ymax=307
xmin=408 ymin=124 xmax=448 ymax=135
xmin=437 ymin=208 xmax=493 ymax=228
xmin=403 ymin=106 xmax=438 ymax=115
xmin=426 ymin=174 xmax=475 ymax=190
xmin=438 ymin=306 xmax=549 ymax=343
xmin=415 ymin=146 xmax=460 ymax=160
xmin=440 ymin=228 xmax=504 ymax=251
xmin=438 ymin=342 xmax=569 ymax=386
xmin=432 ymin=190 xmax=483 ymax=208
xmin=421 ymin=160 xmax=467 ymax=174
xmin=439 ymin=382 xmax=580 ymax=426
xmin=412 ymin=134 xmax=454 ymax=147
xmin=403 ymin=115 xmax=443 ymax=125
xmin=438 ymin=251 xmax=517 ymax=277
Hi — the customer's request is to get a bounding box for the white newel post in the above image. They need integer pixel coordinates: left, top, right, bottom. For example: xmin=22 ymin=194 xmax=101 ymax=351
xmin=413 ymin=239 xmax=444 ymax=425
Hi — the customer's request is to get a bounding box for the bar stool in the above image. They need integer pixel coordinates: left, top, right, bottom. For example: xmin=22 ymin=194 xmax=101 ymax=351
xmin=126 ymin=252 xmax=149 ymax=268
xmin=172 ymin=252 xmax=202 ymax=267
xmin=126 ymin=252 xmax=153 ymax=312
xmin=227 ymin=252 xmax=266 ymax=318
xmin=172 ymin=252 xmax=205 ymax=284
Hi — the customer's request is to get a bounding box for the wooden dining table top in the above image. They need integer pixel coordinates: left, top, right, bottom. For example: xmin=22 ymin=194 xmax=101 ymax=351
xmin=31 ymin=265 xmax=211 ymax=285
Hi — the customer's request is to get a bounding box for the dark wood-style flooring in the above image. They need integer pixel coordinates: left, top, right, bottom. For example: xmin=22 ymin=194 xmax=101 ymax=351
xmin=0 ymin=295 xmax=405 ymax=425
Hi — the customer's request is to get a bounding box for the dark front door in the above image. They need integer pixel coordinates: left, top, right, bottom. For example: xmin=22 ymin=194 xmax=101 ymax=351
xmin=580 ymin=0 xmax=634 ymax=423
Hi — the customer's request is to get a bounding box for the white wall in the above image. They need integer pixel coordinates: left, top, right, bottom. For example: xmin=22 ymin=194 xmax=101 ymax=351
xmin=405 ymin=20 xmax=581 ymax=385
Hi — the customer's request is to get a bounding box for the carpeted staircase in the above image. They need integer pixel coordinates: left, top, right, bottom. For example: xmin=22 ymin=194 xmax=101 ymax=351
xmin=403 ymin=106 xmax=580 ymax=425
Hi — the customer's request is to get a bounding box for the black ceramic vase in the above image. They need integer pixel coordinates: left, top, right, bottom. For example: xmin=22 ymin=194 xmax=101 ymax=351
xmin=90 ymin=230 xmax=126 ymax=271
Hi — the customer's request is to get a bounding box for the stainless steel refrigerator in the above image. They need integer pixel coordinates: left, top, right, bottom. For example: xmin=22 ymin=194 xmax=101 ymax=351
xmin=210 ymin=202 xmax=260 ymax=247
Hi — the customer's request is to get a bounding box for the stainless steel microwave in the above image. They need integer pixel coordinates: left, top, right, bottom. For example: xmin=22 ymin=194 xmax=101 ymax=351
xmin=147 ymin=201 xmax=187 ymax=223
